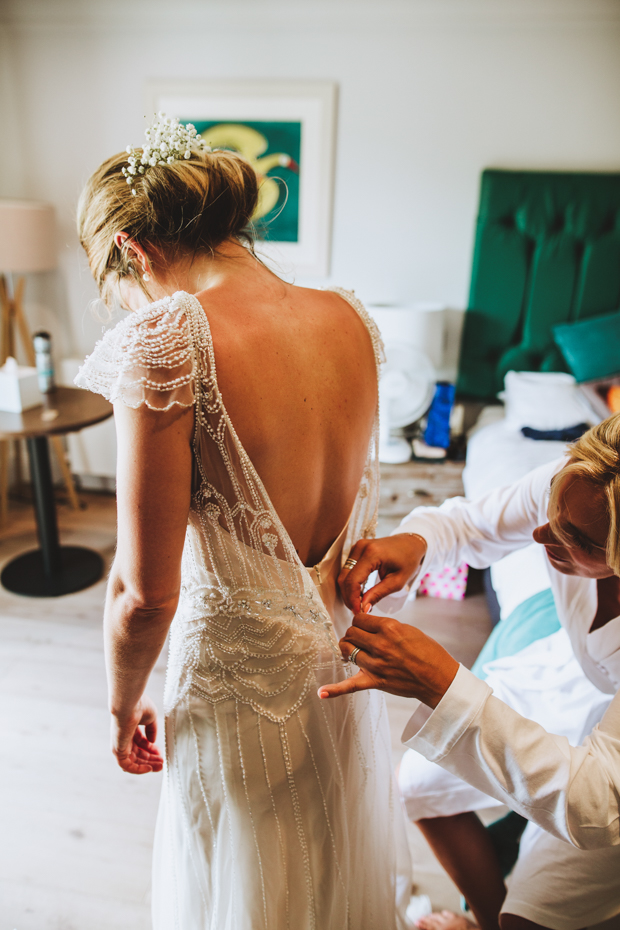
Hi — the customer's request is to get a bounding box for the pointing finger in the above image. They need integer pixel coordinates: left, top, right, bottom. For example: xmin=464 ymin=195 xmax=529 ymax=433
xmin=318 ymin=669 xmax=374 ymax=700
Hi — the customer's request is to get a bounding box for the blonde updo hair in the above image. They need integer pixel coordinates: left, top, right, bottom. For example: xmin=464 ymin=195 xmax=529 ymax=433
xmin=548 ymin=413 xmax=620 ymax=575
xmin=77 ymin=147 xmax=259 ymax=305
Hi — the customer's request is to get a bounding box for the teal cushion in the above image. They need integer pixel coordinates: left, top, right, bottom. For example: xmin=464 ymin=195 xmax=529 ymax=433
xmin=471 ymin=588 xmax=560 ymax=681
xmin=554 ymin=309 xmax=620 ymax=383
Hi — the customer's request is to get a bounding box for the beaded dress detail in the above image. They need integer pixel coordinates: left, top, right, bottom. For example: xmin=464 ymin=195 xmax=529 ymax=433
xmin=76 ymin=289 xmax=412 ymax=930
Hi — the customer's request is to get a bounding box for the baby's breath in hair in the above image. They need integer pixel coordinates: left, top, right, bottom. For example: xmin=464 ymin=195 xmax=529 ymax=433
xmin=78 ymin=131 xmax=259 ymax=308
xmin=121 ymin=112 xmax=212 ymax=195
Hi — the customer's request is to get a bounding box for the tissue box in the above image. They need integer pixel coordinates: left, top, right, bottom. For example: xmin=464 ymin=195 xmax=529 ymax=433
xmin=0 ymin=363 xmax=43 ymax=412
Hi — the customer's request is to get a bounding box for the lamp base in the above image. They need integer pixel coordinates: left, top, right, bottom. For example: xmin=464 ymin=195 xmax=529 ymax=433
xmin=1 ymin=546 xmax=104 ymax=597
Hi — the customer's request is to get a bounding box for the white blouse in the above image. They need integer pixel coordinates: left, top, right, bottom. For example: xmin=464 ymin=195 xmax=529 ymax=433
xmin=398 ymin=458 xmax=620 ymax=695
xmin=396 ymin=459 xmax=620 ymax=848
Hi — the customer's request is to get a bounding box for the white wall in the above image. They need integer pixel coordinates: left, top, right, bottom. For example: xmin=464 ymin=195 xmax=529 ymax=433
xmin=1 ymin=0 xmax=620 ymax=376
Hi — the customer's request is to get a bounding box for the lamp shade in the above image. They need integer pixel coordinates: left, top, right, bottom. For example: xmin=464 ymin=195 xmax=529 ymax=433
xmin=0 ymin=200 xmax=57 ymax=273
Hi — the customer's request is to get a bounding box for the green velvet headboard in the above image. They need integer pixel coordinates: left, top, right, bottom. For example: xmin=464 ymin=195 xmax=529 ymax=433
xmin=456 ymin=169 xmax=620 ymax=400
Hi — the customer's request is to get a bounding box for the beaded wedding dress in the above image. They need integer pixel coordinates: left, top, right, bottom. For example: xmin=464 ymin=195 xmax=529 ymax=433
xmin=76 ymin=288 xmax=412 ymax=930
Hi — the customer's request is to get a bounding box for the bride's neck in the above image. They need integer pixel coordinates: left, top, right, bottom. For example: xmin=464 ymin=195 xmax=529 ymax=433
xmin=119 ymin=240 xmax=264 ymax=311
xmin=150 ymin=240 xmax=257 ymax=297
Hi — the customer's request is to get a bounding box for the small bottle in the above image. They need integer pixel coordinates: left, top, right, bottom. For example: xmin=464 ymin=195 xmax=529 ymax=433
xmin=33 ymin=331 xmax=56 ymax=394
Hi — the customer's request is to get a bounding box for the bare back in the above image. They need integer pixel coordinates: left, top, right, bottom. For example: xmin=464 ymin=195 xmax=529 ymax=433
xmin=195 ymin=275 xmax=378 ymax=566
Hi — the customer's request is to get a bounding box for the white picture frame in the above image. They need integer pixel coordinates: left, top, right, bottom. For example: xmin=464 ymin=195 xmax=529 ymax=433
xmin=145 ymin=80 xmax=338 ymax=278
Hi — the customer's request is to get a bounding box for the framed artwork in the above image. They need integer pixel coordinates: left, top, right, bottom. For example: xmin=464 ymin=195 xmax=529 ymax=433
xmin=145 ymin=80 xmax=338 ymax=277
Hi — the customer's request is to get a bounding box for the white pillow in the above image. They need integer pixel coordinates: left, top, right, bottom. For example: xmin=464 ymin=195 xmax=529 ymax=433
xmin=490 ymin=543 xmax=551 ymax=620
xmin=501 ymin=370 xmax=597 ymax=432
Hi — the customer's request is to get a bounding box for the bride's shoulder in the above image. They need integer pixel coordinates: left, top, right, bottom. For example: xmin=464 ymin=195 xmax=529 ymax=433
xmin=325 ymin=285 xmax=368 ymax=317
xmin=324 ymin=286 xmax=385 ymax=368
xmin=74 ymin=291 xmax=197 ymax=410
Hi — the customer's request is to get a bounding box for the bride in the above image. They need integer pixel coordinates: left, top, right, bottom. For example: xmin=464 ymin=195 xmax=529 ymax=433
xmin=76 ymin=115 xmax=412 ymax=929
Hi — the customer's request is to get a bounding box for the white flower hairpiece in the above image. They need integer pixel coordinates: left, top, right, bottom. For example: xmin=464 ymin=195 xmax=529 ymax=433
xmin=121 ymin=112 xmax=212 ymax=195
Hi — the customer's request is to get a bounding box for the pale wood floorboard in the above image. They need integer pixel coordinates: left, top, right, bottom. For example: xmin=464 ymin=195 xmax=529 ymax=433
xmin=0 ymin=492 xmax=492 ymax=927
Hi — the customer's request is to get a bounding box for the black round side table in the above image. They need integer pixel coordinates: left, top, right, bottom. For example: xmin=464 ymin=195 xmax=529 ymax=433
xmin=0 ymin=387 xmax=113 ymax=597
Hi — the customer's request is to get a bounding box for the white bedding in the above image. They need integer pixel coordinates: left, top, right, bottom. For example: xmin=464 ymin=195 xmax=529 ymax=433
xmin=463 ymin=415 xmax=569 ymax=501
xmin=463 ymin=411 xmax=569 ymax=619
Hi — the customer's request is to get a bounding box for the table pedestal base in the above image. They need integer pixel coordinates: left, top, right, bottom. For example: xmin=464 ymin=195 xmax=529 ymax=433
xmin=1 ymin=546 xmax=104 ymax=597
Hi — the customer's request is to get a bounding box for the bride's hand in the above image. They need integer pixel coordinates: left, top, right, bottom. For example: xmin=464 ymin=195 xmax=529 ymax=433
xmin=110 ymin=695 xmax=164 ymax=774
xmin=338 ymin=533 xmax=427 ymax=613
xmin=318 ymin=611 xmax=458 ymax=708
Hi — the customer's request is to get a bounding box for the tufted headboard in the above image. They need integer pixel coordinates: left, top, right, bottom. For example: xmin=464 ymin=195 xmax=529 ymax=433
xmin=456 ymin=169 xmax=620 ymax=401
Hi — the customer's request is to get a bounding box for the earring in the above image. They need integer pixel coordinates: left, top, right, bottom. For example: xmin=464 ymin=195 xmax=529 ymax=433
xmin=142 ymin=272 xmax=151 ymax=282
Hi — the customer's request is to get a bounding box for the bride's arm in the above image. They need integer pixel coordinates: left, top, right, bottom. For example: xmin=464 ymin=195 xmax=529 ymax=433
xmin=105 ymin=400 xmax=194 ymax=774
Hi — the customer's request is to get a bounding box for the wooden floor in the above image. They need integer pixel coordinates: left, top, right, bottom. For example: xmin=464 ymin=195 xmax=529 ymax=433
xmin=0 ymin=490 xmax=493 ymax=928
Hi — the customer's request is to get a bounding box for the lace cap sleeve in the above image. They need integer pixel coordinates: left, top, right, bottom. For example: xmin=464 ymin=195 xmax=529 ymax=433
xmin=74 ymin=292 xmax=196 ymax=411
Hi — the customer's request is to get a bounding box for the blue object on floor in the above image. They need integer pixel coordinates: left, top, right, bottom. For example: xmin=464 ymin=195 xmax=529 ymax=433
xmin=423 ymin=382 xmax=455 ymax=449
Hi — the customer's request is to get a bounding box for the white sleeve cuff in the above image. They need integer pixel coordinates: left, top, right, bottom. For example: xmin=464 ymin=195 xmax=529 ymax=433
xmin=401 ymin=664 xmax=492 ymax=762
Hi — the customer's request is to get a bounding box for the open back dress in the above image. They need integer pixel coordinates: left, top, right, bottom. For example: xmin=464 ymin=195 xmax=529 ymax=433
xmin=76 ymin=288 xmax=412 ymax=930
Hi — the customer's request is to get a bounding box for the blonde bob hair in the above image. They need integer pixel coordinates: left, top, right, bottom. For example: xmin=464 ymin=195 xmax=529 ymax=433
xmin=77 ymin=146 xmax=259 ymax=306
xmin=548 ymin=413 xmax=620 ymax=575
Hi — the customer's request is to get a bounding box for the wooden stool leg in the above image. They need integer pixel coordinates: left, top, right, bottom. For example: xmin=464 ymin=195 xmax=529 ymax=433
xmin=0 ymin=439 xmax=8 ymax=525
xmin=13 ymin=277 xmax=31 ymax=364
xmin=50 ymin=435 xmax=80 ymax=510
xmin=0 ymin=275 xmax=11 ymax=366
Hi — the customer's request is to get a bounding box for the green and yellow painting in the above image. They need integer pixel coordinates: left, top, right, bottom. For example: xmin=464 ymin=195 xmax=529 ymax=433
xmin=185 ymin=120 xmax=301 ymax=242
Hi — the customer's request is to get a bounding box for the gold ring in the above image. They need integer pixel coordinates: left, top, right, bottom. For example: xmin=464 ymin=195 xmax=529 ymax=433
xmin=343 ymin=558 xmax=358 ymax=570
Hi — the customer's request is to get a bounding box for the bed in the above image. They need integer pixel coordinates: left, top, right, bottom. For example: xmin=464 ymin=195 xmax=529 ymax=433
xmin=457 ymin=169 xmax=620 ymax=620
xmin=463 ymin=394 xmax=590 ymax=622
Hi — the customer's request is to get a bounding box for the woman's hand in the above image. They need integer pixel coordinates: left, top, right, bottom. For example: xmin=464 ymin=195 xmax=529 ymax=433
xmin=338 ymin=533 xmax=427 ymax=613
xmin=318 ymin=612 xmax=459 ymax=708
xmin=110 ymin=694 xmax=164 ymax=774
